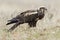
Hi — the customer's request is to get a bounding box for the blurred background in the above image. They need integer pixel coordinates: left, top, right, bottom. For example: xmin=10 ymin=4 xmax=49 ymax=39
xmin=0 ymin=0 xmax=60 ymax=40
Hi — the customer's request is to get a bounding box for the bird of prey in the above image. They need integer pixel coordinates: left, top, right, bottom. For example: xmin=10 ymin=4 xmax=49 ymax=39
xmin=6 ymin=7 xmax=47 ymax=32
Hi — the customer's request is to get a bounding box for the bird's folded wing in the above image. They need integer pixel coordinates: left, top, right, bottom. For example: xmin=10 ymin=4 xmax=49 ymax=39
xmin=20 ymin=10 xmax=37 ymax=16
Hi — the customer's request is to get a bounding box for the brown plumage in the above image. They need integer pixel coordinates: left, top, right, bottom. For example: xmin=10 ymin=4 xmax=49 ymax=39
xmin=6 ymin=7 xmax=47 ymax=32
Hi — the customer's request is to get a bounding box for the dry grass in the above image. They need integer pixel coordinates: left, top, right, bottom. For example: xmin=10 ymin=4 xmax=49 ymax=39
xmin=0 ymin=0 xmax=60 ymax=40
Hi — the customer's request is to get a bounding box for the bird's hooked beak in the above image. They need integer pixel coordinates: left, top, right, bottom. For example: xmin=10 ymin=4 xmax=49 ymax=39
xmin=44 ymin=8 xmax=47 ymax=12
xmin=44 ymin=8 xmax=47 ymax=11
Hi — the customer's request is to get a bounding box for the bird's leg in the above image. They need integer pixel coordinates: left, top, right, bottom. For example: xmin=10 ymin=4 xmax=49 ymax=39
xmin=28 ymin=22 xmax=33 ymax=27
xmin=8 ymin=21 xmax=23 ymax=32
xmin=28 ymin=21 xmax=37 ymax=27
xmin=32 ymin=21 xmax=37 ymax=27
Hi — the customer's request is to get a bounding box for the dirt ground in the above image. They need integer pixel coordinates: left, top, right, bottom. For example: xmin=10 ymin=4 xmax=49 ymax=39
xmin=0 ymin=0 xmax=60 ymax=40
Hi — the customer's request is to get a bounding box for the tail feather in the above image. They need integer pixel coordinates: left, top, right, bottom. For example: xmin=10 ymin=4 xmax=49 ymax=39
xmin=6 ymin=18 xmax=18 ymax=25
xmin=8 ymin=22 xmax=21 ymax=32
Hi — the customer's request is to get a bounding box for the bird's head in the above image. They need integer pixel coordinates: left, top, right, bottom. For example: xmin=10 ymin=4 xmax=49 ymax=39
xmin=37 ymin=7 xmax=47 ymax=13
